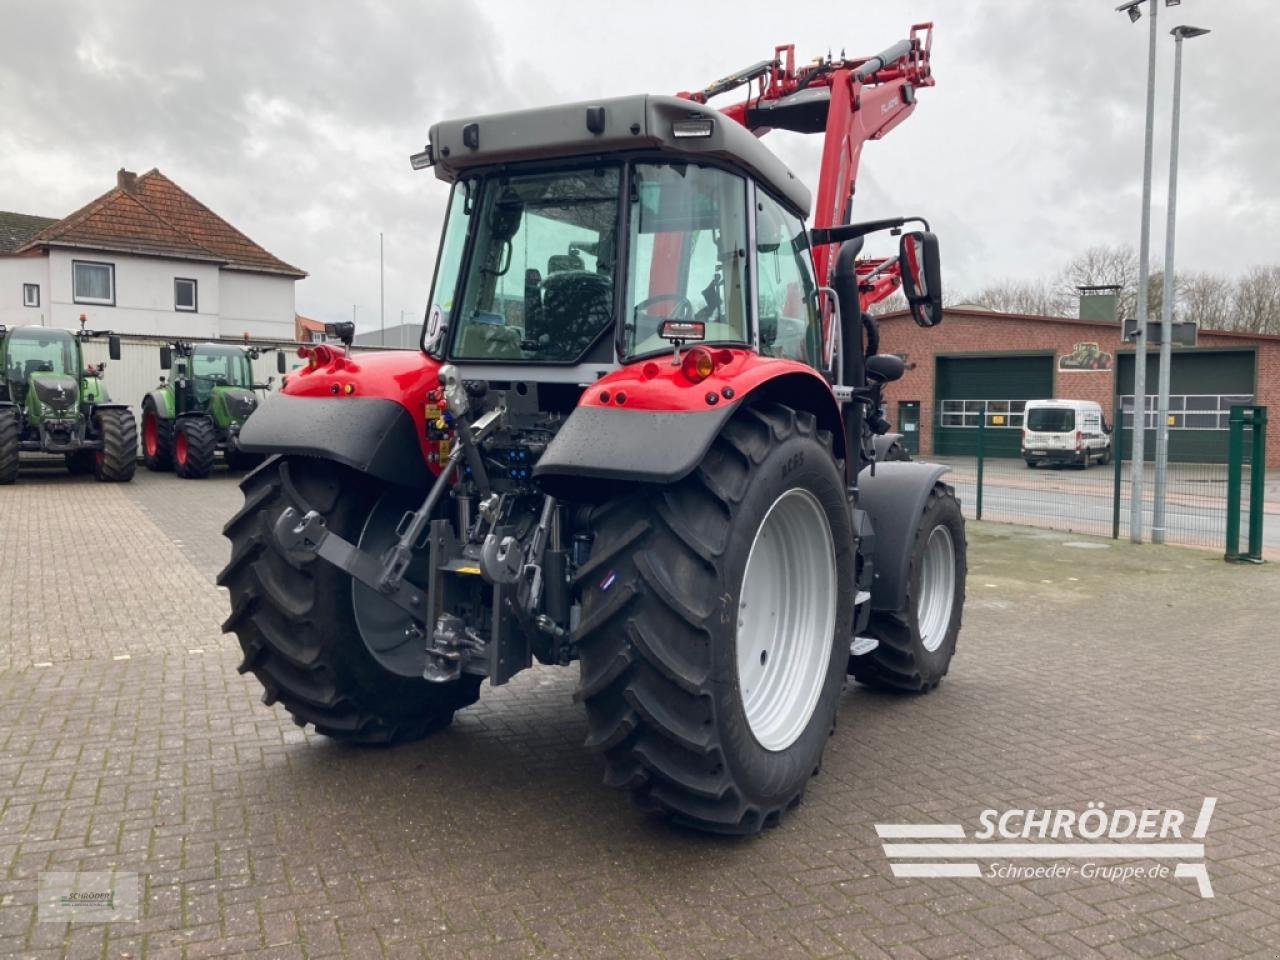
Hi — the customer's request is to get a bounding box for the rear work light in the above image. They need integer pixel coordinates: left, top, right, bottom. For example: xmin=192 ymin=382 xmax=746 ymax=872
xmin=682 ymin=347 xmax=717 ymax=383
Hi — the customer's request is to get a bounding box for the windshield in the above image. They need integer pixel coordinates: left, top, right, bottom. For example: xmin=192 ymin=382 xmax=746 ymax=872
xmin=192 ymin=348 xmax=252 ymax=394
xmin=1027 ymin=408 xmax=1075 ymax=432
xmin=625 ymin=162 xmax=749 ymax=357
xmin=5 ymin=329 xmax=76 ymax=381
xmin=448 ymin=167 xmax=620 ymax=363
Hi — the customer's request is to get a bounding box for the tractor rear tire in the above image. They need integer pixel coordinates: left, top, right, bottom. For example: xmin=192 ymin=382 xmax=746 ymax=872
xmin=0 ymin=409 xmax=19 ymax=484
xmin=574 ymin=402 xmax=855 ymax=835
xmin=219 ymin=456 xmax=481 ymax=743
xmin=174 ymin=417 xmax=217 ymax=479
xmin=141 ymin=398 xmax=173 ymax=471
xmin=849 ymin=484 xmax=965 ymax=692
xmin=92 ymin=408 xmax=137 ymax=483
xmin=65 ymin=450 xmax=96 ymax=475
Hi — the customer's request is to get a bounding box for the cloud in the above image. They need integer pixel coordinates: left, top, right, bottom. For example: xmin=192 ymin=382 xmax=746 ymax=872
xmin=1 ymin=0 xmax=1275 ymax=330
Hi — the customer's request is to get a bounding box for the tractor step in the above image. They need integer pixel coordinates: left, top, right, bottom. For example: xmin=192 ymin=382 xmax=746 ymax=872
xmin=850 ymin=636 xmax=880 ymax=657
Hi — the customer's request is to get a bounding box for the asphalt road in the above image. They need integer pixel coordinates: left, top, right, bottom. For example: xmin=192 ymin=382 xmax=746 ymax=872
xmin=934 ymin=458 xmax=1279 ymax=557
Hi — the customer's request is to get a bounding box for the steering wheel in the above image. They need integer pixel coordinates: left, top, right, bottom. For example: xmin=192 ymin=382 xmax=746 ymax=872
xmin=633 ymin=294 xmax=694 ymax=321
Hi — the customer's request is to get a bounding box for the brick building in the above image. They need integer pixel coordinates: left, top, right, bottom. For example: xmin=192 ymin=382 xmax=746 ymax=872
xmin=876 ymin=305 xmax=1279 ymax=467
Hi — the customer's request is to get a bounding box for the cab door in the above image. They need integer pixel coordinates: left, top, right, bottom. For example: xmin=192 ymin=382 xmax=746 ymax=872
xmin=753 ymin=188 xmax=822 ymax=368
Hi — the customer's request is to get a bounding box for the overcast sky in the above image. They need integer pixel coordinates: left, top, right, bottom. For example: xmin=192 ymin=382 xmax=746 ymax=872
xmin=1 ymin=0 xmax=1275 ymax=333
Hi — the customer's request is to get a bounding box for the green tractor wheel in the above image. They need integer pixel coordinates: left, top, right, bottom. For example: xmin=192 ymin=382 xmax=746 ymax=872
xmin=141 ymin=397 xmax=173 ymax=471
xmin=174 ymin=416 xmax=217 ymax=479
xmin=65 ymin=450 xmax=96 ymax=475
xmin=0 ymin=408 xmax=19 ymax=484
xmin=92 ymin=408 xmax=137 ymax=483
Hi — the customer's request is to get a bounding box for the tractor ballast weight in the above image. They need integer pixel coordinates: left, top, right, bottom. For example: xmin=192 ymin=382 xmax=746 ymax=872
xmin=0 ymin=323 xmax=135 ymax=483
xmin=225 ymin=25 xmax=966 ymax=835
xmin=141 ymin=340 xmax=284 ymax=478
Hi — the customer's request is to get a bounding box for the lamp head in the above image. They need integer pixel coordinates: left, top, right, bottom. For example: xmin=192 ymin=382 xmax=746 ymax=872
xmin=1171 ymin=25 xmax=1211 ymax=39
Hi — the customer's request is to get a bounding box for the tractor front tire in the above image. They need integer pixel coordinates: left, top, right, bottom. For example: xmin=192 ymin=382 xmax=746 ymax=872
xmin=0 ymin=409 xmax=20 ymax=484
xmin=174 ymin=417 xmax=217 ymax=479
xmin=141 ymin=398 xmax=173 ymax=471
xmin=575 ymin=402 xmax=855 ymax=835
xmin=849 ymin=484 xmax=965 ymax=692
xmin=92 ymin=408 xmax=137 ymax=483
xmin=219 ymin=456 xmax=481 ymax=743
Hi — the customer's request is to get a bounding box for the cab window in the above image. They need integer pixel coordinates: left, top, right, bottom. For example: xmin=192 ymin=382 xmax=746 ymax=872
xmin=450 ymin=167 xmax=620 ymax=363
xmin=625 ymin=163 xmax=749 ymax=356
xmin=754 ymin=192 xmax=820 ymax=365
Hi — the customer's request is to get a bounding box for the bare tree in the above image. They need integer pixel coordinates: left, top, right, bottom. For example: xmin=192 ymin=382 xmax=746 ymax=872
xmin=1231 ymin=266 xmax=1280 ymax=334
xmin=868 ymin=290 xmax=907 ymax=316
xmin=1057 ymin=244 xmax=1140 ymax=317
xmin=1179 ymin=272 xmax=1234 ymax=329
xmin=961 ymin=278 xmax=1069 ymax=317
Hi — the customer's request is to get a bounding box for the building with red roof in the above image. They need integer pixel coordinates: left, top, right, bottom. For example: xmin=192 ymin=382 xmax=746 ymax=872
xmin=0 ymin=168 xmax=305 ymax=339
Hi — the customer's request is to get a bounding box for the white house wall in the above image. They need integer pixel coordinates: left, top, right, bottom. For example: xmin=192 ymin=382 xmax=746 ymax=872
xmin=0 ymin=254 xmax=52 ymax=329
xmin=217 ymin=271 xmax=296 ymax=340
xmin=45 ymin=248 xmax=222 ymax=338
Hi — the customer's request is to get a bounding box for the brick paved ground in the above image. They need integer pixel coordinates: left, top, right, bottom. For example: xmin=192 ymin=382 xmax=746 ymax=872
xmin=2 ymin=467 xmax=1279 ymax=959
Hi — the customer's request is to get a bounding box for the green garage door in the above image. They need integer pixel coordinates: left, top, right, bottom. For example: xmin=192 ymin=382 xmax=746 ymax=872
xmin=1116 ymin=350 xmax=1255 ymax=463
xmin=934 ymin=355 xmax=1054 ymax=457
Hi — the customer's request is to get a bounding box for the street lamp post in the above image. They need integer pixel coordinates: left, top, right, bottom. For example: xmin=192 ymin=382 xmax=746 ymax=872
xmin=1151 ymin=23 xmax=1210 ymax=544
xmin=1116 ymin=0 xmax=1163 ymax=543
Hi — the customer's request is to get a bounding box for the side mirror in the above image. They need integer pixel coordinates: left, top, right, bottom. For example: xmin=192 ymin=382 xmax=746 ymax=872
xmin=276 ymin=351 xmax=287 ymax=374
xmin=108 ymin=335 xmax=122 ymax=361
xmin=898 ymin=231 xmax=943 ymax=328
xmin=865 ymin=353 xmax=906 ymax=385
xmin=160 ymin=346 xmax=173 ymax=370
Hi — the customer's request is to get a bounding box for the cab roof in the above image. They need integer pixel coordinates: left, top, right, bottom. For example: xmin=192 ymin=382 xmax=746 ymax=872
xmin=425 ymin=94 xmax=811 ymax=216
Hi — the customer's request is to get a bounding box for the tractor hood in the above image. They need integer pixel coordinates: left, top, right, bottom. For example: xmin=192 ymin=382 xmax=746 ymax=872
xmin=211 ymin=385 xmax=259 ymax=425
xmin=30 ymin=374 xmax=80 ymax=414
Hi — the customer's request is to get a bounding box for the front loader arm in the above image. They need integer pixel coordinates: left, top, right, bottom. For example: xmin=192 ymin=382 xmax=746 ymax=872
xmin=679 ymin=23 xmax=935 ymax=307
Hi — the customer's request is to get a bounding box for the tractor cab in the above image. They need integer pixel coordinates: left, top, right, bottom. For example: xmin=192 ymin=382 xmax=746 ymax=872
xmin=421 ymin=97 xmax=829 ymax=380
xmin=1 ymin=326 xmax=80 ymax=414
xmin=166 ymin=342 xmax=256 ymax=417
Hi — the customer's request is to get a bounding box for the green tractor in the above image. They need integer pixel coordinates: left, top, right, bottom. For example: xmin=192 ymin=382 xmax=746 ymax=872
xmin=0 ymin=324 xmax=135 ymax=484
xmin=140 ymin=340 xmax=286 ymax=479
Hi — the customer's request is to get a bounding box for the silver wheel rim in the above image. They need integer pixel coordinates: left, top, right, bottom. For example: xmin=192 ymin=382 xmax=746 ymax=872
xmin=917 ymin=525 xmax=956 ymax=653
xmin=736 ymin=488 xmax=837 ymax=752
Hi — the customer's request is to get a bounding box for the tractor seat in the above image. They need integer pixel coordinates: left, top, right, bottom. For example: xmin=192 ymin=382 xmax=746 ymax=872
xmin=547 ymin=253 xmax=584 ymax=275
xmin=535 ymin=271 xmax=612 ymax=357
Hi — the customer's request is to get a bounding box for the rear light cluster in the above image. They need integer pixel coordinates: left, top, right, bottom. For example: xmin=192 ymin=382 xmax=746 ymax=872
xmin=679 ymin=346 xmax=734 ymax=384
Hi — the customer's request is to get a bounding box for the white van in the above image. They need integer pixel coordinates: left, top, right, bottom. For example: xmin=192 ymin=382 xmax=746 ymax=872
xmin=1022 ymin=399 xmax=1112 ymax=469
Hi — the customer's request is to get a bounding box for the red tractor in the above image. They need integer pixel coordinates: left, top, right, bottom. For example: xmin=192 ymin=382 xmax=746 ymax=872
xmin=221 ymin=25 xmax=965 ymax=834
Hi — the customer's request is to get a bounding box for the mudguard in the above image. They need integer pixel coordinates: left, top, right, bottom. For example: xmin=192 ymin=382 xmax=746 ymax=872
xmin=535 ymin=403 xmax=736 ymax=494
xmin=872 ymin=432 xmax=906 ymax=461
xmin=857 ymin=460 xmax=951 ymax=613
xmin=237 ymin=394 xmax=430 ymax=488
xmin=145 ymin=388 xmax=174 ymax=419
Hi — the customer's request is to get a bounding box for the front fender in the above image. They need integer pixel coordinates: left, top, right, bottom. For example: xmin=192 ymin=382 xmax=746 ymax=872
xmin=858 ymin=460 xmax=951 ymax=612
xmin=238 ymin=394 xmax=430 ymax=488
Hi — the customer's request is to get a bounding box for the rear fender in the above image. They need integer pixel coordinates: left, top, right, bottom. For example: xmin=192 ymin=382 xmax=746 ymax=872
xmin=239 ymin=350 xmax=443 ymax=488
xmin=857 ymin=461 xmax=951 ymax=612
xmin=535 ymin=351 xmax=845 ymax=498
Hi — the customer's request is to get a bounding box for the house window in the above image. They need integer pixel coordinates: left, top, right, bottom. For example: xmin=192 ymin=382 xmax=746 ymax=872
xmin=174 ymin=277 xmax=198 ymax=312
xmin=72 ymin=261 xmax=115 ymax=306
xmin=1120 ymin=394 xmax=1253 ymax=431
xmin=939 ymin=399 xmax=1027 ymax=428
xmin=22 ymin=283 xmax=39 ymax=307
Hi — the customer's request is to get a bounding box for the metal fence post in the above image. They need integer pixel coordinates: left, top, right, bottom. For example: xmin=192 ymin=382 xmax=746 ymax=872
xmin=1112 ymin=394 xmax=1123 ymax=540
xmin=1248 ymin=406 xmax=1268 ymax=562
xmin=975 ymin=407 xmax=985 ymax=521
xmin=1225 ymin=407 xmax=1244 ymax=561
